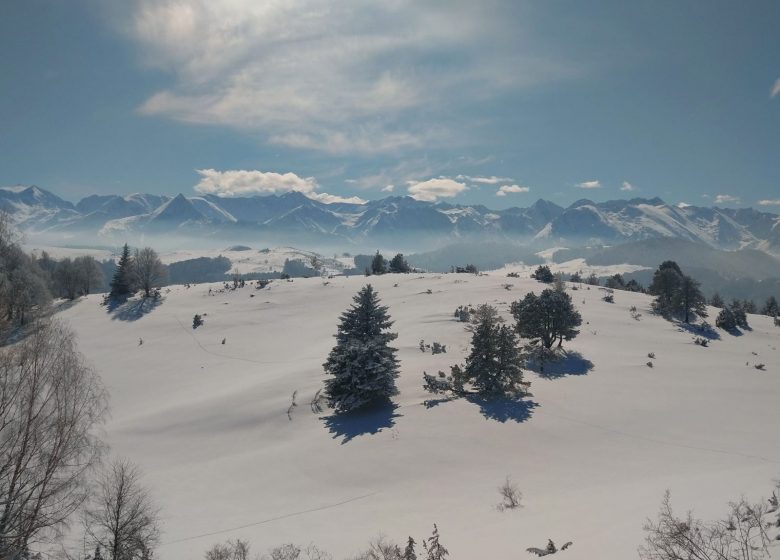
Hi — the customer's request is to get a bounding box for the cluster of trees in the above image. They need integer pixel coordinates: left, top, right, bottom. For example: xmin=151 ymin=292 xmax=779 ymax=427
xmin=604 ymin=273 xmax=644 ymax=292
xmin=205 ymin=524 xmax=449 ymax=560
xmin=108 ymin=244 xmax=166 ymax=300
xmin=715 ymin=301 xmax=750 ymax=331
xmin=710 ymin=292 xmax=779 ymax=319
xmin=0 ymin=215 xmax=51 ymax=328
xmin=361 ymin=252 xmax=412 ymax=276
xmin=0 ymin=321 xmax=160 ymax=560
xmin=325 ymin=279 xmax=585 ymax=412
xmin=648 ymin=261 xmax=707 ymax=323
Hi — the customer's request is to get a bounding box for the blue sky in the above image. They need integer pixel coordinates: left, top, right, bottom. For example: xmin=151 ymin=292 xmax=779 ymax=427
xmin=1 ymin=0 xmax=778 ymax=209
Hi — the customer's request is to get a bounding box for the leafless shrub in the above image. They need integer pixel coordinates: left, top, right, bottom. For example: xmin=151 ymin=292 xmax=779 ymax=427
xmin=639 ymin=490 xmax=771 ymax=560
xmin=310 ymin=389 xmax=328 ymax=413
xmin=497 ymin=476 xmax=522 ymax=511
xmin=630 ymin=306 xmax=642 ymax=320
xmin=287 ymin=390 xmax=298 ymax=420
xmin=84 ymin=458 xmax=161 ymax=560
xmin=648 ymin=352 xmax=656 ymax=359
xmin=263 ymin=543 xmax=332 ymax=560
xmin=350 ymin=536 xmax=402 ymax=560
xmin=0 ymin=321 xmax=108 ymax=556
xmin=754 ymin=363 xmax=766 ymax=370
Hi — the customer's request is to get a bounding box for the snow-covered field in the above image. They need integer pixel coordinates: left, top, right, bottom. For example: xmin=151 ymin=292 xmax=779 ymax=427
xmin=56 ymin=268 xmax=780 ymax=559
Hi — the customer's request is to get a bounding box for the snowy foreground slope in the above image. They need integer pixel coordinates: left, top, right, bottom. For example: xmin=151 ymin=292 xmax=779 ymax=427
xmin=57 ymin=269 xmax=780 ymax=559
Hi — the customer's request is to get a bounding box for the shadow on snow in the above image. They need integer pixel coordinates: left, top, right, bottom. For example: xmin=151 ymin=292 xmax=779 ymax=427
xmin=322 ymin=402 xmax=401 ymax=444
xmin=424 ymin=394 xmax=538 ymax=424
xmin=107 ymin=295 xmax=164 ymax=322
xmin=525 ymin=349 xmax=594 ymax=379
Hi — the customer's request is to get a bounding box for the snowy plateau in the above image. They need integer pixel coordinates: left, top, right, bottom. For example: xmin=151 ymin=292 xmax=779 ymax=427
xmin=55 ymin=264 xmax=780 ymax=559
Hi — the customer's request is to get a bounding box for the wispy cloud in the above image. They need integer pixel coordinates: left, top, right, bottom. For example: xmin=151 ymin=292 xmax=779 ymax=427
xmin=575 ymin=180 xmax=602 ymax=189
xmin=126 ymin=1 xmax=575 ymax=154
xmin=714 ymin=194 xmax=740 ymax=205
xmin=457 ymin=175 xmax=513 ymax=185
xmin=758 ymin=199 xmax=780 ymax=206
xmin=495 ymin=184 xmax=530 ymax=197
xmin=771 ymin=78 xmax=780 ymax=98
xmin=381 ymin=185 xmax=395 ymax=192
xmin=620 ymin=181 xmax=636 ymax=192
xmin=407 ymin=177 xmax=467 ymax=202
xmin=193 ymin=168 xmax=365 ymax=204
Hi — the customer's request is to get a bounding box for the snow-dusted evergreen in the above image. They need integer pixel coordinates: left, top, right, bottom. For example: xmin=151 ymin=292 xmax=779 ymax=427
xmin=323 ymin=284 xmax=399 ymax=412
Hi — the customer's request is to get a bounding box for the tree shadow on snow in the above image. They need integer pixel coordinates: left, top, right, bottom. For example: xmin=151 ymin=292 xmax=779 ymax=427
xmin=465 ymin=395 xmax=538 ymax=424
xmin=322 ymin=402 xmax=401 ymax=444
xmin=108 ymin=296 xmax=164 ymax=322
xmin=525 ymin=349 xmax=594 ymax=379
xmin=676 ymin=321 xmax=721 ymax=340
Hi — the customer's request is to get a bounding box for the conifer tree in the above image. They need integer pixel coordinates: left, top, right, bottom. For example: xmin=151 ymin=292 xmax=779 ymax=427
xmin=389 ymin=253 xmax=411 ymax=273
xmin=762 ymin=295 xmax=779 ymax=317
xmin=109 ymin=243 xmax=134 ymax=299
xmin=511 ymin=289 xmax=582 ymax=349
xmin=673 ymin=275 xmax=707 ymax=323
xmin=462 ymin=309 xmax=525 ymax=396
xmin=371 ymin=251 xmax=387 ymax=275
xmin=648 ymin=261 xmax=682 ymax=314
xmin=402 ymin=537 xmax=417 ymax=560
xmin=422 ymin=525 xmax=448 ymax=560
xmin=324 ymin=285 xmax=399 ymax=412
xmin=710 ymin=292 xmax=724 ymax=308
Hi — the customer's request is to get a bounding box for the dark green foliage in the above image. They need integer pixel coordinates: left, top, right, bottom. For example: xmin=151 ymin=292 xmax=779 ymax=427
xmin=716 ymin=301 xmax=749 ymax=331
xmin=281 ymin=258 xmax=316 ymax=278
xmin=762 ymin=295 xmax=779 ymax=317
xmin=625 ymin=279 xmax=644 ymax=292
xmin=569 ymin=272 xmax=582 ymax=283
xmin=192 ymin=314 xmax=204 ymax=329
xmin=531 ymin=265 xmax=554 ymax=283
xmin=729 ymin=300 xmax=749 ymax=329
xmin=463 ymin=314 xmax=524 ymax=396
xmin=741 ymin=299 xmax=757 ymax=314
xmin=109 ymin=244 xmax=134 ymax=299
xmin=648 ymin=261 xmax=682 ymax=314
xmin=389 ymin=253 xmax=411 ymax=273
xmin=673 ymin=275 xmax=708 ymax=324
xmin=371 ymin=251 xmax=387 ymax=275
xmin=710 ymin=292 xmax=724 ymax=308
xmin=324 ymin=285 xmax=399 ymax=413
xmin=511 ymin=289 xmax=582 ymax=349
xmin=167 ymin=256 xmax=231 ymax=284
xmin=605 ymin=274 xmax=626 ymax=290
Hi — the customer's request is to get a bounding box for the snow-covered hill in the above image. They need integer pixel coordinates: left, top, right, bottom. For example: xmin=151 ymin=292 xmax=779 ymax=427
xmin=56 ymin=267 xmax=780 ymax=559
xmin=5 ymin=185 xmax=780 ymax=255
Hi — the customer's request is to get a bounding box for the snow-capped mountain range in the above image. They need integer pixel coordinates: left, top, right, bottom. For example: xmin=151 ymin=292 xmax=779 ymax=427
xmin=2 ymin=185 xmax=780 ymax=254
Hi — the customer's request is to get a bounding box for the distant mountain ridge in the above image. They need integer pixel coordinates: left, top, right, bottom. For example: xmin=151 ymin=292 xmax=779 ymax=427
xmin=2 ymin=184 xmax=780 ymax=255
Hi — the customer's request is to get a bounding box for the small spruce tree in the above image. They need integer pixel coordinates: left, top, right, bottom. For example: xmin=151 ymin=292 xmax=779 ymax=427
xmin=109 ymin=243 xmax=134 ymax=299
xmin=531 ymin=265 xmax=554 ymax=283
xmin=710 ymin=292 xmax=724 ymax=308
xmin=371 ymin=251 xmax=387 ymax=275
xmin=389 ymin=253 xmax=411 ymax=273
xmin=324 ymin=285 xmax=399 ymax=412
xmin=762 ymin=295 xmax=779 ymax=317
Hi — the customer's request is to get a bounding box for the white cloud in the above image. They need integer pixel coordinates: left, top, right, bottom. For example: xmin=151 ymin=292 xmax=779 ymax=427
xmin=677 ymin=202 xmax=692 ymax=208
xmin=495 ymin=184 xmax=530 ymax=197
xmin=620 ymin=181 xmax=636 ymax=192
xmin=406 ymin=178 xmax=467 ymax=202
xmin=758 ymin=199 xmax=780 ymax=206
xmin=714 ymin=194 xmax=740 ymax=205
xmin=772 ymin=78 xmax=780 ymax=98
xmin=125 ymin=1 xmax=576 ymax=154
xmin=575 ymin=180 xmax=602 ymax=189
xmin=457 ymin=175 xmax=512 ymax=185
xmin=193 ymin=168 xmax=364 ymax=204
xmin=381 ymin=185 xmax=395 ymax=192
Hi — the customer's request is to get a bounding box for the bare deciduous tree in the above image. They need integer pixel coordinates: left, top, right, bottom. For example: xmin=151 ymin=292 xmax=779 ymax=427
xmin=639 ymin=490 xmax=770 ymax=560
xmin=0 ymin=321 xmax=107 ymax=557
xmin=84 ymin=458 xmax=161 ymax=560
xmin=132 ymin=248 xmax=166 ymax=298
xmin=74 ymin=255 xmax=104 ymax=296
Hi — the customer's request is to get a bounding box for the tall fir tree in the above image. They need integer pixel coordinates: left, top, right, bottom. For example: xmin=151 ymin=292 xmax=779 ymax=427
xmin=648 ymin=260 xmax=683 ymax=314
xmin=762 ymin=295 xmax=779 ymax=317
xmin=371 ymin=251 xmax=387 ymax=275
xmin=672 ymin=275 xmax=708 ymax=323
xmin=402 ymin=537 xmax=417 ymax=560
xmin=462 ymin=309 xmax=525 ymax=396
xmin=324 ymin=285 xmax=399 ymax=412
xmin=109 ymin=243 xmax=134 ymax=299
